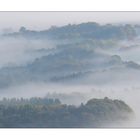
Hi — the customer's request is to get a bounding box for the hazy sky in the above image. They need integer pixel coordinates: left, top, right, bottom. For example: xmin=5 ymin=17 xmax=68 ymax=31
xmin=1 ymin=12 xmax=140 ymax=32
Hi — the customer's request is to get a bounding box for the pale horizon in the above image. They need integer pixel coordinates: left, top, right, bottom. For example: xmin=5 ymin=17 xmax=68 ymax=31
xmin=1 ymin=12 xmax=140 ymax=32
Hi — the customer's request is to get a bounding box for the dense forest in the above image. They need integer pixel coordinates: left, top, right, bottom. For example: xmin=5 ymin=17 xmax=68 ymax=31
xmin=0 ymin=97 xmax=133 ymax=128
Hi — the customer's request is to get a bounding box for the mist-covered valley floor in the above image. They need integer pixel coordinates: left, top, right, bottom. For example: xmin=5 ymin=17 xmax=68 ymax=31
xmin=0 ymin=22 xmax=140 ymax=127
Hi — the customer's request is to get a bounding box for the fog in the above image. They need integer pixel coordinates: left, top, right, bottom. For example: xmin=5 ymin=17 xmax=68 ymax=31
xmin=0 ymin=20 xmax=139 ymax=127
xmin=118 ymin=40 xmax=140 ymax=64
xmin=0 ymin=37 xmax=55 ymax=67
xmin=104 ymin=38 xmax=140 ymax=65
xmin=0 ymin=36 xmax=139 ymax=127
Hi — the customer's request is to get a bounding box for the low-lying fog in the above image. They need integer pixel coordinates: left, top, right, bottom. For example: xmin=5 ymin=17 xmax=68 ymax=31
xmin=114 ymin=39 xmax=140 ymax=65
xmin=0 ymin=37 xmax=55 ymax=67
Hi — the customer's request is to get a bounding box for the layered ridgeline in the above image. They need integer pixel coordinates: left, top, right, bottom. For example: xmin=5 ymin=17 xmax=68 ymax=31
xmin=0 ymin=97 xmax=134 ymax=128
xmin=0 ymin=41 xmax=140 ymax=88
xmin=0 ymin=22 xmax=139 ymax=88
xmin=0 ymin=23 xmax=140 ymax=88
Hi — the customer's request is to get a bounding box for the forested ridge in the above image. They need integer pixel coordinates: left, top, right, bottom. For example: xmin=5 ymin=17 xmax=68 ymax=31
xmin=0 ymin=97 xmax=133 ymax=128
xmin=4 ymin=22 xmax=137 ymax=40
